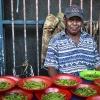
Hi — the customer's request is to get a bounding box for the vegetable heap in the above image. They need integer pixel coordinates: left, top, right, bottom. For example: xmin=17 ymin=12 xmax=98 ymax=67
xmin=41 ymin=92 xmax=66 ymax=100
xmin=74 ymin=87 xmax=98 ymax=96
xmin=23 ymin=80 xmax=46 ymax=89
xmin=84 ymin=74 xmax=100 ymax=78
xmin=56 ymin=79 xmax=78 ymax=86
xmin=2 ymin=92 xmax=27 ymax=100
xmin=0 ymin=82 xmax=11 ymax=90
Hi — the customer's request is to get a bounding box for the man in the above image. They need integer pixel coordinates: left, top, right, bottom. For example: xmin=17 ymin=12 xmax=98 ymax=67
xmin=44 ymin=5 xmax=100 ymax=77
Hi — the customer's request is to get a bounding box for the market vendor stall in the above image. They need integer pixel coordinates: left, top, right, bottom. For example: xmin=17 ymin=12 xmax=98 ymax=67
xmin=0 ymin=71 xmax=100 ymax=100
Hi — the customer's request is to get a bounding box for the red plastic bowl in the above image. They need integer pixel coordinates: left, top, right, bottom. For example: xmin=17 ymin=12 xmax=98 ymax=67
xmin=35 ymin=87 xmax=72 ymax=100
xmin=1 ymin=75 xmax=21 ymax=83
xmin=0 ymin=77 xmax=16 ymax=93
xmin=1 ymin=88 xmax=33 ymax=100
xmin=17 ymin=77 xmax=52 ymax=92
xmin=94 ymin=78 xmax=100 ymax=87
xmin=86 ymin=95 xmax=100 ymax=100
xmin=70 ymin=83 xmax=100 ymax=98
xmin=51 ymin=74 xmax=83 ymax=88
xmin=31 ymin=75 xmax=52 ymax=81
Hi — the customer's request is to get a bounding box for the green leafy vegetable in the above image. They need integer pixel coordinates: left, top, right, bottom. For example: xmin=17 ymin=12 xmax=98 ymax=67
xmin=23 ymin=80 xmax=46 ymax=89
xmin=41 ymin=92 xmax=66 ymax=100
xmin=74 ymin=87 xmax=98 ymax=96
xmin=2 ymin=92 xmax=27 ymax=100
xmin=56 ymin=79 xmax=77 ymax=86
xmin=0 ymin=82 xmax=11 ymax=90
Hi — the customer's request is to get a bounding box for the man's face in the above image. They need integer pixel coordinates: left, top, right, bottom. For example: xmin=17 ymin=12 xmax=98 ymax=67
xmin=64 ymin=16 xmax=83 ymax=36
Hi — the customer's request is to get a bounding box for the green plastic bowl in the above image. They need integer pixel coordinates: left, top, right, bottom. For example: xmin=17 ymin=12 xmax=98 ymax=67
xmin=79 ymin=70 xmax=100 ymax=81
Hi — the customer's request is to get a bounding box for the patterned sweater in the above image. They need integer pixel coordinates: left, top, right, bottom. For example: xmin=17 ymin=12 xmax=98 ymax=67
xmin=44 ymin=30 xmax=100 ymax=73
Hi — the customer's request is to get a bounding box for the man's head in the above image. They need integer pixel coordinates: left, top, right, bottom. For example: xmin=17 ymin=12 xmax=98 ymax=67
xmin=64 ymin=5 xmax=83 ymax=20
xmin=64 ymin=5 xmax=83 ymax=36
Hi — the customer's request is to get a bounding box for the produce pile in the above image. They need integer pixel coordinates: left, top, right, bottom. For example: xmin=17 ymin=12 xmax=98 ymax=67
xmin=56 ymin=79 xmax=78 ymax=86
xmin=2 ymin=93 xmax=27 ymax=100
xmin=41 ymin=92 xmax=66 ymax=100
xmin=23 ymin=80 xmax=46 ymax=89
xmin=0 ymin=82 xmax=11 ymax=90
xmin=74 ymin=87 xmax=98 ymax=96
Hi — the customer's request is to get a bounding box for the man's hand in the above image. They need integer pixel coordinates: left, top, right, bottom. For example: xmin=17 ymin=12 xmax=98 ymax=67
xmin=96 ymin=66 xmax=100 ymax=71
xmin=48 ymin=67 xmax=58 ymax=77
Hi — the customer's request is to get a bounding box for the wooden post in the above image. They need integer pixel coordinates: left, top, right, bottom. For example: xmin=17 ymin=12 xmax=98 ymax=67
xmin=48 ymin=0 xmax=50 ymax=15
xmin=70 ymin=0 xmax=72 ymax=6
xmin=59 ymin=0 xmax=61 ymax=12
xmin=36 ymin=0 xmax=39 ymax=75
xmin=90 ymin=0 xmax=93 ymax=36
xmin=80 ymin=0 xmax=83 ymax=9
xmin=99 ymin=12 xmax=100 ymax=54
